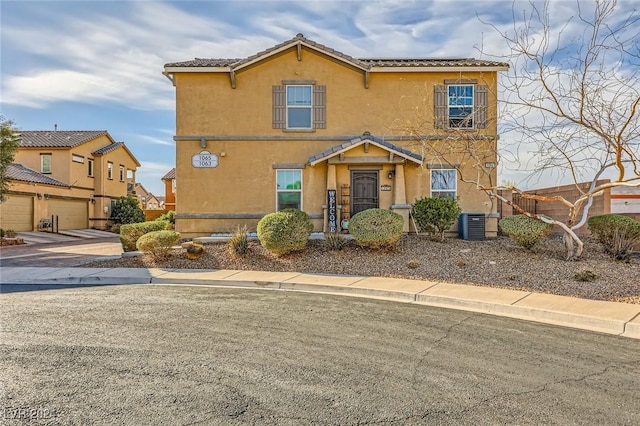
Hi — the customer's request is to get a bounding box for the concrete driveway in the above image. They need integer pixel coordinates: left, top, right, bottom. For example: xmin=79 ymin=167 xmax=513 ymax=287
xmin=15 ymin=229 xmax=117 ymax=245
xmin=1 ymin=285 xmax=638 ymax=425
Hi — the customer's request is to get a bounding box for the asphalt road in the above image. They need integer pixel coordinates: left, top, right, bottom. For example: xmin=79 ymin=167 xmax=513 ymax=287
xmin=1 ymin=285 xmax=639 ymax=425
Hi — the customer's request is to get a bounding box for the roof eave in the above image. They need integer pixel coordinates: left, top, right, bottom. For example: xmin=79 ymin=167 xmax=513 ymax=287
xmin=369 ymin=65 xmax=509 ymax=72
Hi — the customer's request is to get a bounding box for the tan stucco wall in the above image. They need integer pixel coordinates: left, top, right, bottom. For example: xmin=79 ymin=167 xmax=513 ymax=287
xmin=172 ymin=46 xmax=501 ymax=238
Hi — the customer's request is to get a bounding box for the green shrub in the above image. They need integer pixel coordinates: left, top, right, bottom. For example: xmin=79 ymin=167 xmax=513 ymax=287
xmin=228 ymin=225 xmax=249 ymax=257
xmin=156 ymin=210 xmax=175 ymax=225
xmin=136 ymin=230 xmax=181 ymax=260
xmin=499 ymin=215 xmax=553 ymax=250
xmin=348 ymin=209 xmax=404 ymax=250
xmin=111 ymin=196 xmax=145 ymax=224
xmin=257 ymin=209 xmax=313 ymax=256
xmin=5 ymin=229 xmax=16 ymax=238
xmin=412 ymin=197 xmax=462 ymax=241
xmin=588 ymin=214 xmax=640 ymax=261
xmin=0 ymin=229 xmax=4 ymax=238
xmin=324 ymin=232 xmax=348 ymax=251
xmin=120 ymin=220 xmax=171 ymax=252
xmin=574 ymin=270 xmax=597 ymax=282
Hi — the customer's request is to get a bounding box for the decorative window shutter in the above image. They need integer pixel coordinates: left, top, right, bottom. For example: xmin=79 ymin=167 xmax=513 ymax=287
xmin=434 ymin=85 xmax=446 ymax=129
xmin=313 ymin=85 xmax=326 ymax=129
xmin=475 ymin=85 xmax=488 ymax=129
xmin=272 ymin=86 xmax=286 ymax=129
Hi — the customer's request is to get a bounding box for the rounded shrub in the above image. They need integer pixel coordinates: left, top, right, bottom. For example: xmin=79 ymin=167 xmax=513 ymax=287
xmin=412 ymin=197 xmax=462 ymax=241
xmin=257 ymin=209 xmax=313 ymax=256
xmin=348 ymin=208 xmax=404 ymax=250
xmin=136 ymin=230 xmax=181 ymax=260
xmin=111 ymin=196 xmax=145 ymax=224
xmin=588 ymin=214 xmax=640 ymax=261
xmin=499 ymin=215 xmax=553 ymax=250
xmin=120 ymin=220 xmax=172 ymax=252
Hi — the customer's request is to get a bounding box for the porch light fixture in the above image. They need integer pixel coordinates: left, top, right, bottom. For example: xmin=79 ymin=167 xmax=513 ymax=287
xmin=36 ymin=193 xmax=43 ymax=199
xmin=44 ymin=193 xmax=50 ymax=200
xmin=200 ymin=137 xmax=207 ymax=148
xmin=387 ymin=170 xmax=395 ymax=179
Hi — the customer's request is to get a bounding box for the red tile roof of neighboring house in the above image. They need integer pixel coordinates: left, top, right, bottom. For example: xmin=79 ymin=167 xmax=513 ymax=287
xmin=161 ymin=168 xmax=176 ymax=180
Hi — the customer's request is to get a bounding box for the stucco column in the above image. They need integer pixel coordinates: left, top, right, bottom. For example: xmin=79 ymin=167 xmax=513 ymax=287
xmin=390 ymin=163 xmax=411 ymax=232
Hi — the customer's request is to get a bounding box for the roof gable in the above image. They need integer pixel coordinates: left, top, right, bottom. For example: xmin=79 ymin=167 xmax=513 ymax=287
xmin=92 ymin=142 xmax=141 ymax=167
xmin=308 ymin=133 xmax=423 ymax=166
xmin=162 ymin=168 xmax=176 ymax=180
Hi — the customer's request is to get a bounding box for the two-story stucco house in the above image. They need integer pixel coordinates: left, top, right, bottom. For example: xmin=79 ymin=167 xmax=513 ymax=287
xmin=163 ymin=34 xmax=508 ymax=239
xmin=0 ymin=130 xmax=140 ymax=231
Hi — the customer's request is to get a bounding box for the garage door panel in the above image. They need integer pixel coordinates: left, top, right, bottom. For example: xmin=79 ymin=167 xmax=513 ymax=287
xmin=0 ymin=195 xmax=34 ymax=231
xmin=48 ymin=199 xmax=88 ymax=230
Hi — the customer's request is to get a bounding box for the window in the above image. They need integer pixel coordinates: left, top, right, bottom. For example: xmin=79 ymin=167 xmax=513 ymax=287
xmin=41 ymin=154 xmax=51 ymax=174
xmin=88 ymin=159 xmax=94 ymax=177
xmin=72 ymin=154 xmax=84 ymax=163
xmin=119 ymin=165 xmax=125 ymax=182
xmin=431 ymin=169 xmax=457 ymax=199
xmin=273 ymin=84 xmax=326 ymax=130
xmin=276 ymin=170 xmax=302 ymax=210
xmin=107 ymin=162 xmax=113 ymax=180
xmin=448 ymin=85 xmax=474 ymax=128
xmin=286 ymin=86 xmax=312 ymax=129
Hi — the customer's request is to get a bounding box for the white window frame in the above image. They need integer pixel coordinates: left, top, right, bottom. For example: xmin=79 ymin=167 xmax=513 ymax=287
xmin=286 ymin=85 xmax=313 ymax=130
xmin=119 ymin=165 xmax=125 ymax=182
xmin=41 ymin=154 xmax=51 ymax=174
xmin=72 ymin=154 xmax=84 ymax=163
xmin=447 ymin=84 xmax=474 ymax=129
xmin=87 ymin=158 xmax=94 ymax=177
xmin=107 ymin=161 xmax=113 ymax=180
xmin=430 ymin=169 xmax=457 ymax=199
xmin=276 ymin=169 xmax=303 ymax=211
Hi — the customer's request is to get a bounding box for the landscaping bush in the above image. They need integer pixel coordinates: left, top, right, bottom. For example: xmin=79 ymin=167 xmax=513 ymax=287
xmin=120 ymin=220 xmax=171 ymax=252
xmin=257 ymin=209 xmax=313 ymax=256
xmin=156 ymin=210 xmax=175 ymax=225
xmin=588 ymin=214 xmax=640 ymax=261
xmin=499 ymin=215 xmax=553 ymax=250
xmin=111 ymin=196 xmax=145 ymax=224
xmin=5 ymin=229 xmax=16 ymax=238
xmin=0 ymin=229 xmax=4 ymax=238
xmin=411 ymin=197 xmax=462 ymax=241
xmin=348 ymin=208 xmax=404 ymax=250
xmin=324 ymin=232 xmax=348 ymax=251
xmin=228 ymin=225 xmax=249 ymax=257
xmin=136 ymin=230 xmax=181 ymax=260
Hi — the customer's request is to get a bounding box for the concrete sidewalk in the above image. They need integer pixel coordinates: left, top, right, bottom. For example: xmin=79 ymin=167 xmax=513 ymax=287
xmin=1 ymin=266 xmax=639 ymax=339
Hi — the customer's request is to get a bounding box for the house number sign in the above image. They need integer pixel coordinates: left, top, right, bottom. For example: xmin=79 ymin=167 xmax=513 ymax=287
xmin=327 ymin=190 xmax=337 ymax=233
xmin=192 ymin=151 xmax=219 ymax=168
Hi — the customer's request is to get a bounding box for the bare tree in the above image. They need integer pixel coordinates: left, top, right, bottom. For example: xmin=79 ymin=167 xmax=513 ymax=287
xmin=395 ymin=0 xmax=640 ymax=260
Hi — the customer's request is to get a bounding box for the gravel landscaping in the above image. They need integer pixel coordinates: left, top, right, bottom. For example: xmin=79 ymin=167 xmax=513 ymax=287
xmin=82 ymin=234 xmax=640 ymax=304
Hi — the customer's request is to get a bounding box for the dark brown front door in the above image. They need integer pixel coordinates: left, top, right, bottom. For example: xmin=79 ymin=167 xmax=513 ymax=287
xmin=351 ymin=171 xmax=379 ymax=216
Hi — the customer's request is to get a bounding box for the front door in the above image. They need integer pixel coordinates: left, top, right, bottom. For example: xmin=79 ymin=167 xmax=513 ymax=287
xmin=351 ymin=171 xmax=379 ymax=217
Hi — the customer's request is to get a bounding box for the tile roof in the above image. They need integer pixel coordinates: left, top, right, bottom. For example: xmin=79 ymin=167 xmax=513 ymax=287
xmin=161 ymin=168 xmax=176 ymax=180
xmin=308 ymin=133 xmax=423 ymax=165
xmin=164 ymin=34 xmax=509 ymax=69
xmin=6 ymin=163 xmax=70 ymax=187
xmin=17 ymin=130 xmax=111 ymax=148
xmin=92 ymin=142 xmax=123 ymax=155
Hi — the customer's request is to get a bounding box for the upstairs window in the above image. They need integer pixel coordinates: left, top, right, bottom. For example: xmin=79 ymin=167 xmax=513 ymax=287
xmin=119 ymin=165 xmax=125 ymax=182
xmin=276 ymin=169 xmax=302 ymax=211
xmin=107 ymin=161 xmax=113 ymax=180
xmin=41 ymin=154 xmax=51 ymax=174
xmin=431 ymin=169 xmax=457 ymax=199
xmin=273 ymin=83 xmax=326 ymax=130
xmin=88 ymin=158 xmax=94 ymax=177
xmin=72 ymin=154 xmax=84 ymax=163
xmin=448 ymin=85 xmax=474 ymax=128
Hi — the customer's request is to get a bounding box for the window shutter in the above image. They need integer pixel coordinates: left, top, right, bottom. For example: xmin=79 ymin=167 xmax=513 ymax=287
xmin=475 ymin=85 xmax=488 ymax=129
xmin=434 ymin=85 xmax=446 ymax=129
xmin=272 ymin=85 xmax=286 ymax=129
xmin=313 ymin=85 xmax=326 ymax=129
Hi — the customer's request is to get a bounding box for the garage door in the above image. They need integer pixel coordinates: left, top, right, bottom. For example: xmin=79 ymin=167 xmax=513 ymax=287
xmin=48 ymin=198 xmax=88 ymax=230
xmin=0 ymin=195 xmax=34 ymax=231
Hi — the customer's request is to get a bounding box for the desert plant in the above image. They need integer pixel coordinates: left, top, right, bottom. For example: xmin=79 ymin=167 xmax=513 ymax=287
xmin=574 ymin=270 xmax=597 ymax=282
xmin=228 ymin=225 xmax=249 ymax=256
xmin=185 ymin=242 xmax=205 ymax=260
xmin=111 ymin=196 xmax=145 ymax=224
xmin=136 ymin=230 xmax=181 ymax=260
xmin=499 ymin=215 xmax=554 ymax=250
xmin=324 ymin=232 xmax=347 ymax=251
xmin=406 ymin=259 xmax=420 ymax=269
xmin=588 ymin=214 xmax=640 ymax=261
xmin=120 ymin=220 xmax=171 ymax=252
xmin=348 ymin=208 xmax=404 ymax=250
xmin=411 ymin=197 xmax=462 ymax=241
xmin=0 ymin=229 xmax=4 ymax=238
xmin=156 ymin=210 xmax=176 ymax=225
xmin=4 ymin=229 xmax=16 ymax=238
xmin=257 ymin=209 xmax=313 ymax=256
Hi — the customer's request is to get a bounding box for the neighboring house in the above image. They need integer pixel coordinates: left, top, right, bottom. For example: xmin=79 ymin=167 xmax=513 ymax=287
xmin=144 ymin=193 xmax=162 ymax=210
xmin=130 ymin=181 xmax=163 ymax=210
xmin=161 ymin=168 xmax=176 ymax=211
xmin=163 ymin=34 xmax=508 ymax=238
xmin=0 ymin=130 xmax=140 ymax=231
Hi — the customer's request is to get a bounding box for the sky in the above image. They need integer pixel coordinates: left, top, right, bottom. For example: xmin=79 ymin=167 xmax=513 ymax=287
xmin=1 ymin=0 xmax=638 ymax=196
